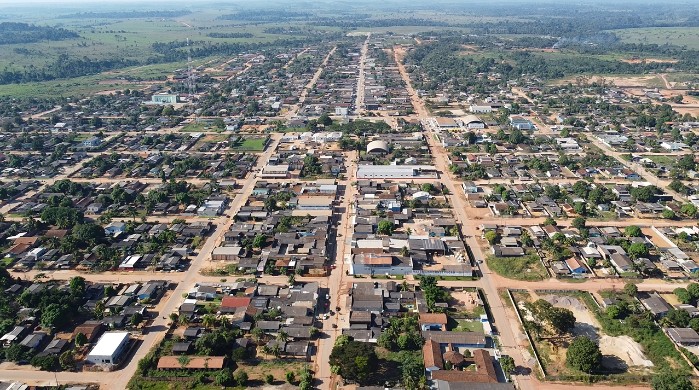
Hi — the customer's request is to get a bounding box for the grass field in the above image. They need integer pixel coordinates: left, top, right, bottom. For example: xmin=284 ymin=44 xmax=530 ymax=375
xmin=231 ymin=137 xmax=268 ymax=151
xmin=0 ymin=58 xmax=213 ymax=98
xmin=611 ymin=27 xmax=699 ymax=50
xmin=486 ymin=253 xmax=548 ymax=281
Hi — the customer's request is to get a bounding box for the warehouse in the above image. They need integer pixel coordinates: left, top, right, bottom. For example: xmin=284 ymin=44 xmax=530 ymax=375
xmin=356 ymin=165 xmax=438 ymax=179
xmin=86 ymin=331 xmax=130 ymax=366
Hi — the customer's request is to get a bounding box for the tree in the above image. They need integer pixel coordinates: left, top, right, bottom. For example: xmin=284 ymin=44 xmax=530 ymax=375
xmin=624 ymin=226 xmax=642 ymax=237
xmin=652 ymin=371 xmax=695 ymax=390
xmin=251 ymin=327 xmax=264 ymax=342
xmin=627 ymin=243 xmax=649 ymax=259
xmin=662 ymin=209 xmax=676 ymax=220
xmin=215 ymin=369 xmax=233 ymax=386
xmin=675 ymin=288 xmax=692 ymax=304
xmin=59 ymin=350 xmax=76 ymax=371
xmin=329 ymin=340 xmax=378 ymax=384
xmin=265 ymin=374 xmax=275 ymax=384
xmin=624 ymin=283 xmax=638 ymax=297
xmin=547 ymin=307 xmax=576 ymax=334
xmin=500 ymin=355 xmax=515 ymax=377
xmin=5 ymin=344 xmax=26 ymax=361
xmin=543 ymin=216 xmax=557 ymax=226
xmin=571 ymin=217 xmax=586 ymax=230
xmin=663 ymin=309 xmax=691 ymax=328
xmin=69 ymin=276 xmax=86 ymax=295
xmin=421 ymin=183 xmax=434 ymax=193
xmin=566 ymin=336 xmax=601 ymax=373
xmin=687 ymin=283 xmax=699 ymax=301
xmin=252 ymin=234 xmax=267 ymax=248
xmin=681 ymin=203 xmax=698 ymax=218
xmin=377 ymin=220 xmax=394 ymax=236
xmin=74 ymin=332 xmax=88 ymax=347
xmin=130 ymin=312 xmax=143 ymax=326
xmin=318 ymin=113 xmax=333 ymax=126
xmin=234 ymin=370 xmax=249 ymax=386
xmin=202 ymin=314 xmax=216 ymax=329
xmin=484 ymin=230 xmax=499 ymax=245
xmin=31 ymin=355 xmax=59 ymax=371
xmin=606 ymin=305 xmax=621 ymax=319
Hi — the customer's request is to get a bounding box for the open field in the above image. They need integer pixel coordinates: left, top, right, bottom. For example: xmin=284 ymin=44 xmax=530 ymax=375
xmin=486 ymin=253 xmax=548 ymax=281
xmin=611 ymin=27 xmax=699 ymax=50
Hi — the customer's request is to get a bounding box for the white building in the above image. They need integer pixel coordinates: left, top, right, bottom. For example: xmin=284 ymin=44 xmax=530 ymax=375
xmin=86 ymin=331 xmax=130 ymax=366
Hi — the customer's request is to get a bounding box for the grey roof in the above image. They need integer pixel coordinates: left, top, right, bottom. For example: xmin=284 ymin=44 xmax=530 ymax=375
xmin=423 ymin=331 xmax=486 ymax=346
xmin=642 ymin=294 xmax=673 ymax=315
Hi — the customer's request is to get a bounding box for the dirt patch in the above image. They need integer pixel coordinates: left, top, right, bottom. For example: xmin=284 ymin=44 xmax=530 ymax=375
xmin=451 ymin=291 xmax=482 ymax=311
xmin=541 ymin=295 xmax=653 ymax=369
xmin=599 ymin=335 xmax=653 ymax=368
xmin=552 ymin=75 xmax=661 ymax=88
xmin=621 ymin=58 xmax=679 ymax=64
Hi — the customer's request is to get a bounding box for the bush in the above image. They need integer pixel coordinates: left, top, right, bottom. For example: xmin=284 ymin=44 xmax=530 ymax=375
xmin=265 ymin=374 xmax=274 ymax=384
xmin=285 ymin=371 xmax=296 ymax=384
xmin=234 ymin=370 xmax=248 ymax=387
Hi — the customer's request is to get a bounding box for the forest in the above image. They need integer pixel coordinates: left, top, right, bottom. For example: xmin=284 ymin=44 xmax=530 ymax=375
xmin=0 ymin=23 xmax=78 ymax=45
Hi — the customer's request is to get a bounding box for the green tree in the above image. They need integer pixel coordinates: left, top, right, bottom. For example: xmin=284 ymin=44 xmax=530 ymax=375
xmin=377 ymin=220 xmax=394 ymax=236
xmin=663 ymin=309 xmax=690 ymax=328
xmin=5 ymin=344 xmax=26 ymax=361
xmin=500 ymin=355 xmax=515 ymax=377
xmin=69 ymin=276 xmax=86 ymax=295
xmin=624 ymin=283 xmax=638 ymax=297
xmin=571 ymin=217 xmax=586 ymax=230
xmin=59 ymin=350 xmax=76 ymax=371
xmin=627 ymin=243 xmax=649 ymax=259
xmin=484 ymin=230 xmax=499 ymax=245
xmin=130 ymin=312 xmax=144 ymax=326
xmin=688 ymin=283 xmax=699 ymax=301
xmin=543 ymin=216 xmax=557 ymax=226
xmin=252 ymin=234 xmax=267 ymax=248
xmin=265 ymin=374 xmax=275 ymax=384
xmin=215 ymin=369 xmax=233 ymax=386
xmin=675 ymin=287 xmax=693 ymax=304
xmin=662 ymin=209 xmax=676 ymax=220
xmin=651 ymin=371 xmax=695 ymax=390
xmin=681 ymin=203 xmax=698 ymax=218
xmin=624 ymin=225 xmax=642 ymax=237
xmin=329 ymin=340 xmax=378 ymax=384
xmin=234 ymin=370 xmax=249 ymax=386
xmin=75 ymin=332 xmax=87 ymax=347
xmin=566 ymin=336 xmax=601 ymax=373
xmin=606 ymin=305 xmax=621 ymax=319
xmin=31 ymin=355 xmax=59 ymax=371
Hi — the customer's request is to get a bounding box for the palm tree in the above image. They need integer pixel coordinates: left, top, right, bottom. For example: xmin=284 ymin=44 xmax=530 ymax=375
xmin=202 ymin=314 xmax=217 ymax=329
xmin=261 ymin=345 xmax=272 ymax=356
xmin=276 ymin=331 xmax=289 ymax=343
xmin=271 ymin=343 xmax=282 ymax=357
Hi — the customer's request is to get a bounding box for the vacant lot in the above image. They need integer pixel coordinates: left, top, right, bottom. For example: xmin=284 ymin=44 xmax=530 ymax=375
xmin=232 ymin=137 xmax=268 ymax=151
xmin=486 ymin=253 xmax=548 ymax=281
xmin=540 ymin=294 xmax=653 ymax=372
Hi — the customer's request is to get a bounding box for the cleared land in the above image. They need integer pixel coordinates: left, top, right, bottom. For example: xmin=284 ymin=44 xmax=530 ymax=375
xmin=612 ymin=27 xmax=699 ymax=50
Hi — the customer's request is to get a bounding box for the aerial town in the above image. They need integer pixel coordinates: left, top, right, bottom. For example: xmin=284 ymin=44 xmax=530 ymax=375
xmin=1 ymin=1 xmax=699 ymax=390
